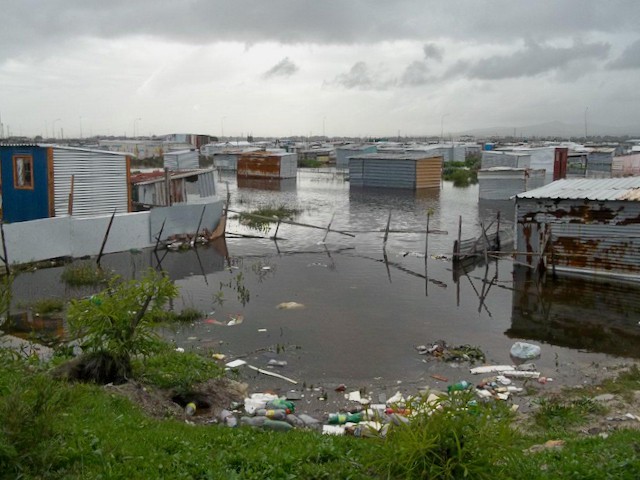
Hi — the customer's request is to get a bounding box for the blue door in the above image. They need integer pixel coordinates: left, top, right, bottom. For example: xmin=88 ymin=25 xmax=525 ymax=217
xmin=0 ymin=146 xmax=51 ymax=222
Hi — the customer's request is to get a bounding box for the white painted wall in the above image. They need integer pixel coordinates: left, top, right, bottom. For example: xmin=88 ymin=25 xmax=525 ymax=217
xmin=2 ymin=199 xmax=224 ymax=266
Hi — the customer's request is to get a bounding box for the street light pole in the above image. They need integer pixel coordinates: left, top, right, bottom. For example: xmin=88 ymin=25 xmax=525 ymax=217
xmin=584 ymin=107 xmax=589 ymax=141
xmin=440 ymin=113 xmax=449 ymax=143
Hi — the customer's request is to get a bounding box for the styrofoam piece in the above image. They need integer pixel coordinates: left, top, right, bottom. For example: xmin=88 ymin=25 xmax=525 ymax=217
xmin=469 ymin=365 xmax=515 ymax=375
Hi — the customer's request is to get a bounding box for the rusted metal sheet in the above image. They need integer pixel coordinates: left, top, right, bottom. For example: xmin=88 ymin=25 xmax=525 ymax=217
xmin=237 ymin=152 xmax=297 ymax=179
xmin=515 ymin=195 xmax=640 ymax=281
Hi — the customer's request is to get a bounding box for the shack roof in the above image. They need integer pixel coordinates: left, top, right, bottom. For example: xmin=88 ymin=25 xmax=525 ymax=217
xmin=0 ymin=144 xmax=129 ymax=156
xmin=130 ymin=169 xmax=211 ymax=185
xmin=351 ymin=153 xmax=442 ymax=161
xmin=516 ymin=178 xmax=640 ymax=202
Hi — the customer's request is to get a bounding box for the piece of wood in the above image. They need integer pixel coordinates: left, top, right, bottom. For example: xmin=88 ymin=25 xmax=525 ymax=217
xmin=96 ymin=209 xmax=117 ymax=267
xmin=67 ymin=174 xmax=75 ymax=215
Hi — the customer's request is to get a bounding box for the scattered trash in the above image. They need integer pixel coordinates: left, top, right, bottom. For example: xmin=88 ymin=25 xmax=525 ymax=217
xmin=267 ymin=359 xmax=288 ymax=367
xmin=307 ymin=262 xmax=328 ymax=268
xmin=185 ymin=402 xmax=196 ymax=416
xmin=510 ymin=342 xmax=541 ymax=360
xmin=328 ymin=412 xmax=364 ymax=424
xmin=258 ymin=328 xmax=267 ymax=332
xmin=447 ymin=380 xmax=472 ymax=392
xmin=207 ymin=314 xmax=244 ymax=326
xmin=322 ymin=425 xmax=346 ymax=435
xmin=431 ymin=374 xmax=449 ymax=382
xmin=276 ymin=302 xmax=305 ymax=310
xmin=175 ymin=347 xmax=185 ymax=353
xmin=346 ymin=391 xmax=362 ymax=402
xmin=211 ymin=353 xmax=226 ymax=361
xmin=416 ymin=340 xmax=485 ymax=364
xmin=470 ymin=365 xmax=515 ymax=375
xmin=285 ymin=390 xmax=303 ymax=401
xmin=335 ymin=384 xmax=347 ymax=392
xmin=261 ymin=266 xmax=272 ymax=271
xmin=247 ymin=365 xmax=298 ymax=384
xmin=225 ymin=359 xmax=247 ymax=369
xmin=502 ymin=370 xmax=540 ymax=379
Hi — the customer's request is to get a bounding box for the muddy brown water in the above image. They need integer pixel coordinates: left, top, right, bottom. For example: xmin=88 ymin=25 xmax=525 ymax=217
xmin=6 ymin=170 xmax=640 ymax=411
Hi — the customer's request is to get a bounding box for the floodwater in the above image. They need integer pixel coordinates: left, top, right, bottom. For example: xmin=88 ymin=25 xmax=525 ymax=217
xmin=7 ymin=169 xmax=640 ymax=398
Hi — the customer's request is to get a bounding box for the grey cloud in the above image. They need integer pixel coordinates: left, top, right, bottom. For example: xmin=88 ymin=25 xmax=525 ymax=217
xmin=331 ymin=62 xmax=373 ymax=89
xmin=263 ymin=57 xmax=299 ymax=79
xmin=401 ymin=61 xmax=431 ymax=86
xmin=609 ymin=39 xmax=640 ymax=69
xmin=2 ymin=1 xmax=640 ymax=62
xmin=450 ymin=39 xmax=610 ymax=80
xmin=423 ymin=43 xmax=443 ymax=62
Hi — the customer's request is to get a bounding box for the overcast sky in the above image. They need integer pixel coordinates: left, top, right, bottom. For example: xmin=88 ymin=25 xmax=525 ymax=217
xmin=1 ymin=0 xmax=639 ymax=138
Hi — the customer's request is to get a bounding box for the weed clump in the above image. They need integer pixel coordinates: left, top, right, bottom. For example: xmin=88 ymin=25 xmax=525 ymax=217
xmin=61 ymin=262 xmax=112 ymax=287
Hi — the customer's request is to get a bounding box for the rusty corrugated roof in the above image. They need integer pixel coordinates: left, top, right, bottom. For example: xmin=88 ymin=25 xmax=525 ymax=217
xmin=516 ymin=178 xmax=640 ymax=201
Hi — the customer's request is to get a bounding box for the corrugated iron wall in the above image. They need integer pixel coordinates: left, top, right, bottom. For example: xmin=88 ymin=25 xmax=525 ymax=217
xmin=164 ymin=151 xmax=199 ymax=170
xmin=53 ymin=148 xmax=129 ymax=217
xmin=237 ymin=153 xmax=297 ymax=179
xmin=479 ymin=169 xmax=545 ymax=200
xmin=416 ymin=157 xmax=443 ymax=188
xmin=481 ymin=151 xmax=531 ymax=169
xmin=197 ymin=170 xmax=217 ymax=197
xmin=515 ymin=198 xmax=640 ymax=278
xmin=351 ymin=158 xmax=416 ymax=188
xmin=213 ymin=154 xmax=239 ymax=171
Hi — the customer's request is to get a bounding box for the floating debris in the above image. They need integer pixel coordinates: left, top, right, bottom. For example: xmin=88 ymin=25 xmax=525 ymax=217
xmin=416 ymin=340 xmax=485 ymax=364
xmin=276 ymin=302 xmax=305 ymax=310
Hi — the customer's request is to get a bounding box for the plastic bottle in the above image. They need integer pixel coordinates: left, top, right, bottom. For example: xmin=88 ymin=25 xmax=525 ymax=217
xmin=240 ymin=416 xmax=267 ymax=427
xmin=447 ymin=380 xmax=472 ymax=392
xmin=254 ymin=409 xmax=287 ymax=420
xmin=328 ymin=412 xmax=363 ymax=424
xmin=262 ymin=419 xmax=293 ymax=432
xmin=185 ymin=402 xmax=197 ymax=416
xmin=266 ymin=399 xmax=295 ymax=414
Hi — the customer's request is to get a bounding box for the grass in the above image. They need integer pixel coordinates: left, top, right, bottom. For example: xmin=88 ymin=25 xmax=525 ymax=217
xmin=2 ymin=347 xmax=640 ymax=479
xmin=60 ymin=262 xmax=112 ymax=287
xmin=31 ymin=298 xmax=65 ymax=315
xmin=151 ymin=307 xmax=204 ymax=324
xmin=298 ymin=159 xmax=324 ymax=168
xmin=238 ymin=204 xmax=301 ymax=232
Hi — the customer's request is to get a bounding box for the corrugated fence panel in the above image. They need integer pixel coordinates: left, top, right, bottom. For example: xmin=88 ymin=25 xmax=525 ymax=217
xmin=53 ymin=148 xmax=128 ymax=217
xmin=213 ymin=154 xmax=238 ymax=171
xmin=197 ymin=170 xmax=217 ymax=197
xmin=362 ymin=159 xmax=416 ymax=188
xmin=348 ymin=158 xmax=365 ymax=186
xmin=164 ymin=151 xmax=198 ymax=170
xmin=416 ymin=157 xmax=442 ymax=188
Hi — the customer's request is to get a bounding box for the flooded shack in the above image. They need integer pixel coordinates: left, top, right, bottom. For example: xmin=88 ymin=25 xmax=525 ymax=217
xmin=515 ymin=177 xmax=640 ymax=282
xmin=163 ymin=149 xmax=199 ymax=170
xmin=348 ymin=153 xmax=443 ymax=189
xmin=335 ymin=144 xmax=377 ymax=169
xmin=131 ymin=169 xmax=217 ymax=208
xmin=237 ymin=152 xmax=297 ymax=179
xmin=478 ymin=167 xmax=546 ymax=200
xmin=0 ymin=144 xmax=131 ymax=222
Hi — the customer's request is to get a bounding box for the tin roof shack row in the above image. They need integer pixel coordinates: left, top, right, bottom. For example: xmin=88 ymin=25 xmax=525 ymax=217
xmin=349 ymin=153 xmax=442 ymax=189
xmin=514 ymin=178 xmax=640 ymax=282
xmin=237 ymin=152 xmax=297 ymax=179
xmin=0 ymin=144 xmax=131 ymax=223
xmin=336 ymin=144 xmax=377 ymax=169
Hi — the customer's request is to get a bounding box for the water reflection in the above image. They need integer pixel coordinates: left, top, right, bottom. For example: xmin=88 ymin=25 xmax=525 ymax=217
xmin=509 ymin=266 xmax=640 ymax=357
xmin=237 ymin=177 xmax=297 ymax=192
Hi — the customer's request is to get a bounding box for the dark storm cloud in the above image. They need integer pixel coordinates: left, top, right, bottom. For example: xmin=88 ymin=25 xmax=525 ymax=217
xmin=609 ymin=39 xmax=640 ymax=69
xmin=330 ymin=62 xmax=374 ymax=89
xmin=2 ymin=0 xmax=639 ymax=62
xmin=423 ymin=43 xmax=443 ymax=62
xmin=450 ymin=39 xmax=610 ymax=80
xmin=263 ymin=57 xmax=299 ymax=79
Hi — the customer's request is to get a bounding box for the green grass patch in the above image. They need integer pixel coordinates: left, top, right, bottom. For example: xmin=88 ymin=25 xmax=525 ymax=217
xmin=151 ymin=307 xmax=204 ymax=324
xmin=61 ymin=262 xmax=112 ymax=287
xmin=532 ymin=396 xmax=605 ymax=434
xmin=298 ymin=158 xmax=324 ymax=168
xmin=594 ymin=364 xmax=640 ymax=401
xmin=133 ymin=347 xmax=223 ymax=392
xmin=238 ymin=204 xmax=301 ymax=232
xmin=31 ymin=297 xmax=65 ymax=315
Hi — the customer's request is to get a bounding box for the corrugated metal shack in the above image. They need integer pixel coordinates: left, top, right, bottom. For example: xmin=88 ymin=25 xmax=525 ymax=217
xmin=481 ymin=151 xmax=531 ymax=169
xmin=130 ymin=169 xmax=216 ymax=208
xmin=478 ymin=167 xmax=546 ymax=200
xmin=164 ymin=149 xmax=199 ymax=170
xmin=212 ymin=148 xmax=261 ymax=171
xmin=613 ymin=153 xmax=640 ymax=177
xmin=237 ymin=152 xmax=297 ymax=179
xmin=586 ymin=148 xmax=615 ymax=178
xmin=514 ymin=178 xmax=640 ymax=282
xmin=0 ymin=144 xmax=131 ymax=222
xmin=335 ymin=144 xmax=377 ymax=169
xmin=348 ymin=153 xmax=442 ymax=189
xmin=298 ymin=148 xmax=334 ymax=165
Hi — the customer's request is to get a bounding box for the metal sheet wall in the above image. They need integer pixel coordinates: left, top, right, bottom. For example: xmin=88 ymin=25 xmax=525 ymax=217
xmin=164 ymin=150 xmax=198 ymax=170
xmin=53 ymin=148 xmax=129 ymax=217
xmin=481 ymin=151 xmax=531 ymax=169
xmin=515 ymin=198 xmax=640 ymax=278
xmin=349 ymin=158 xmax=416 ymax=189
xmin=415 ymin=157 xmax=443 ymax=188
xmin=478 ymin=169 xmax=545 ymax=200
xmin=336 ymin=146 xmax=377 ymax=169
xmin=238 ymin=153 xmax=297 ymax=179
xmin=213 ymin=154 xmax=239 ymax=171
xmin=197 ymin=170 xmax=217 ymax=197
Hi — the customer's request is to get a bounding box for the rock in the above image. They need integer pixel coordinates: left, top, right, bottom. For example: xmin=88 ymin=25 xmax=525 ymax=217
xmin=593 ymin=393 xmax=616 ymax=403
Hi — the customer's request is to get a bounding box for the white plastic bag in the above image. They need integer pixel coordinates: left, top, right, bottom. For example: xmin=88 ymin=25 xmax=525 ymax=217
xmin=510 ymin=342 xmax=541 ymax=360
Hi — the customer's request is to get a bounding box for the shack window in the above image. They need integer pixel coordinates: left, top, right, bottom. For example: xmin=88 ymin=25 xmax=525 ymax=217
xmin=13 ymin=155 xmax=34 ymax=189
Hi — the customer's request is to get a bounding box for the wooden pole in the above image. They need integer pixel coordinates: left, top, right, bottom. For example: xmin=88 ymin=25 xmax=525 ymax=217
xmin=455 ymin=215 xmax=462 ymax=259
xmin=193 ymin=205 xmax=207 ymax=246
xmin=96 ymin=209 xmax=117 ymax=267
xmin=67 ymin=174 xmax=75 ymax=216
xmin=425 ymin=213 xmax=430 ymax=296
xmin=0 ymin=221 xmax=10 ymax=276
xmin=164 ymin=168 xmax=171 ymax=206
xmin=154 ymin=219 xmax=166 ymax=252
xmin=383 ymin=211 xmax=392 ymax=248
xmin=323 ymin=213 xmax=335 ymax=243
xmin=272 ymin=219 xmax=281 ymax=239
xmin=496 ymin=211 xmax=501 ymax=251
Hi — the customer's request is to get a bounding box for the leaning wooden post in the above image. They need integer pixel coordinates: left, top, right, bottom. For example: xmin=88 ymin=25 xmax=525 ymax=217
xmin=454 ymin=215 xmax=462 ymax=262
xmin=425 ymin=212 xmax=430 ymax=296
xmin=383 ymin=211 xmax=392 ymax=248
xmin=193 ymin=205 xmax=207 ymax=246
xmin=154 ymin=218 xmax=166 ymax=252
xmin=496 ymin=211 xmax=501 ymax=251
xmin=0 ymin=221 xmax=10 ymax=276
xmin=96 ymin=209 xmax=117 ymax=268
xmin=273 ymin=219 xmax=282 ymax=239
xmin=323 ymin=213 xmax=335 ymax=243
xmin=164 ymin=168 xmax=171 ymax=206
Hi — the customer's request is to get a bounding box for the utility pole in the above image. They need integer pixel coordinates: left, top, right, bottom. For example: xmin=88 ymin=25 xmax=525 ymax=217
xmin=584 ymin=106 xmax=589 ymax=141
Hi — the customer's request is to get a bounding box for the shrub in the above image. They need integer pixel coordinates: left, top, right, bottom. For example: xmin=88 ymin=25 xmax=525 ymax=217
xmin=61 ymin=262 xmax=112 ymax=287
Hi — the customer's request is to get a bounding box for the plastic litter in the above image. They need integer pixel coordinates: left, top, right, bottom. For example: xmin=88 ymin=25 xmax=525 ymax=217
xmin=502 ymin=370 xmax=540 ymax=379
xmin=267 ymin=359 xmax=288 ymax=367
xmin=510 ymin=342 xmax=541 ymax=360
xmin=322 ymin=425 xmax=346 ymax=435
xmin=185 ymin=402 xmax=196 ymax=416
xmin=262 ymin=419 xmax=293 ymax=431
xmin=328 ymin=412 xmax=363 ymax=424
xmin=276 ymin=302 xmax=305 ymax=310
xmin=470 ymin=365 xmax=515 ymax=375
xmin=447 ymin=380 xmax=472 ymax=392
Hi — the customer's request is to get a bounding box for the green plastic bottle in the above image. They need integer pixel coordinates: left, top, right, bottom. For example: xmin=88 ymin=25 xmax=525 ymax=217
xmin=328 ymin=412 xmax=363 ymax=424
xmin=447 ymin=380 xmax=472 ymax=392
xmin=266 ymin=399 xmax=295 ymax=414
